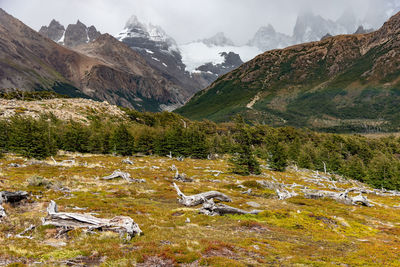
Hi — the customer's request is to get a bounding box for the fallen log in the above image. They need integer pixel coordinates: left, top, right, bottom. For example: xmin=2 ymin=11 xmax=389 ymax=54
xmin=303 ymin=189 xmax=373 ymax=207
xmin=173 ymin=183 xmax=231 ymax=207
xmin=0 ymin=191 xmax=29 ymax=203
xmin=16 ymin=224 xmax=35 ymax=239
xmin=199 ymin=199 xmax=261 ymax=216
xmin=122 ymin=158 xmax=134 ymax=165
xmin=276 ymin=189 xmax=298 ymax=200
xmin=51 ymin=156 xmax=76 ymax=166
xmin=351 ymin=194 xmax=374 ymax=207
xmin=102 ymin=170 xmax=145 ymax=183
xmin=257 ymin=180 xmax=285 ymax=190
xmin=43 ymin=201 xmax=142 ymax=240
xmin=173 ymin=170 xmax=193 ymax=183
xmin=8 ymin=163 xmax=26 ymax=168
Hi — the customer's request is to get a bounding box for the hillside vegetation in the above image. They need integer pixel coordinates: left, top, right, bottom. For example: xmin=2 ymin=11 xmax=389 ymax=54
xmin=1 ymin=98 xmax=400 ymax=191
xmin=177 ymin=12 xmax=400 ymax=133
xmin=1 ymin=152 xmax=400 ymax=265
xmin=0 ymin=98 xmax=400 ymax=265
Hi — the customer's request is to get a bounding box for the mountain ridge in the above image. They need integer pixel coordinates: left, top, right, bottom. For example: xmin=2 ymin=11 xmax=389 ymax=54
xmin=0 ymin=9 xmax=192 ymax=111
xmin=177 ymin=11 xmax=400 ymax=133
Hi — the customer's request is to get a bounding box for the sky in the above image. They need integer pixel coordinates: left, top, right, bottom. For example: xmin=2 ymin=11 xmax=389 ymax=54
xmin=1 ymin=0 xmax=399 ymax=45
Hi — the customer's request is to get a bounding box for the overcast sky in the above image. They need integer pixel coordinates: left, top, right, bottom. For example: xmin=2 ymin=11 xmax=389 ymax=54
xmin=1 ymin=0 xmax=399 ymax=44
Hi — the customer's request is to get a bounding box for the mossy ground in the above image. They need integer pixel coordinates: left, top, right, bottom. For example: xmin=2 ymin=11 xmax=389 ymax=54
xmin=0 ymin=153 xmax=399 ymax=266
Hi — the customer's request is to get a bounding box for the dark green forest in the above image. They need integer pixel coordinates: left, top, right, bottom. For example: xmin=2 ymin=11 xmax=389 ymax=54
xmin=0 ymin=109 xmax=400 ymax=192
xmin=1 ymin=106 xmax=400 ymax=190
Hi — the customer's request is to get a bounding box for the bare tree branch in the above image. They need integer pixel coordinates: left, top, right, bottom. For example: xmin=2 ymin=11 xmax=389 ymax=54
xmin=199 ymin=199 xmax=261 ymax=216
xmin=173 ymin=183 xmax=231 ymax=207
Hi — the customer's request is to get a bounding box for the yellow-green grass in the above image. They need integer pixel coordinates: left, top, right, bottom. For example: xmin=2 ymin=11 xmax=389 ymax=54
xmin=0 ymin=153 xmax=399 ymax=266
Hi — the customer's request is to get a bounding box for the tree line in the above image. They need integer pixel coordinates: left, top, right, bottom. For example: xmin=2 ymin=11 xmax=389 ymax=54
xmin=0 ymin=110 xmax=400 ymax=190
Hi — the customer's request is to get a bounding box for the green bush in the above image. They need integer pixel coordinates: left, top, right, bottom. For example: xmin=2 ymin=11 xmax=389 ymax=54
xmin=7 ymin=116 xmax=56 ymax=159
xmin=111 ymin=124 xmax=134 ymax=156
xmin=229 ymin=118 xmax=261 ymax=175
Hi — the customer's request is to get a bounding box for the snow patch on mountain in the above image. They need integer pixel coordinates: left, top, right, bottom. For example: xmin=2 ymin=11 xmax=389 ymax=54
xmin=179 ymin=42 xmax=261 ymax=72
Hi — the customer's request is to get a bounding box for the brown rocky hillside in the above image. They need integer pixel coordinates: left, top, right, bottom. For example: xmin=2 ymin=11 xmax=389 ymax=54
xmin=0 ymin=9 xmax=191 ymax=112
xmin=177 ymin=12 xmax=400 ymax=133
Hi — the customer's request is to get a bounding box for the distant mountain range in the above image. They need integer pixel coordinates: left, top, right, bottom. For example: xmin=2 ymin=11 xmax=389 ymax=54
xmin=177 ymin=11 xmax=400 ymax=133
xmin=1 ymin=5 xmax=400 ymax=120
xmin=0 ymin=9 xmax=197 ymax=111
xmin=180 ymin=7 xmax=398 ymax=80
xmin=34 ymin=15 xmax=246 ymax=110
xmin=247 ymin=8 xmax=394 ymax=52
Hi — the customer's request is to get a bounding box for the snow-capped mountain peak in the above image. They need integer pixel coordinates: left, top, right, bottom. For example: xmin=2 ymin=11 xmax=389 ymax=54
xmin=117 ymin=15 xmax=179 ymax=53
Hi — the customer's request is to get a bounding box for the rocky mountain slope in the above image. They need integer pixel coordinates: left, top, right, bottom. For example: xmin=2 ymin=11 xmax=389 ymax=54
xmin=115 ymin=16 xmax=253 ymax=98
xmin=116 ymin=16 xmax=202 ymax=98
xmin=177 ymin=12 xmax=400 ymax=133
xmin=0 ymin=9 xmax=192 ymax=112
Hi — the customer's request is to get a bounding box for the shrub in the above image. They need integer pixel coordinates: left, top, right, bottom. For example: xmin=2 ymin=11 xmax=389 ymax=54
xmin=7 ymin=116 xmax=57 ymax=159
xmin=27 ymin=175 xmax=52 ymax=188
xmin=229 ymin=117 xmax=261 ymax=175
xmin=111 ymin=124 xmax=134 ymax=156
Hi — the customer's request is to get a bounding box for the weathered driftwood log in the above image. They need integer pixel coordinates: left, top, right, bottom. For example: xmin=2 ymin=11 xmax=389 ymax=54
xmin=257 ymin=180 xmax=285 ymax=190
xmin=207 ymin=154 xmax=219 ymax=160
xmin=174 ymin=170 xmax=193 ymax=183
xmin=303 ymin=190 xmax=373 ymax=207
xmin=102 ymin=170 xmax=145 ymax=183
xmin=0 ymin=204 xmax=6 ymax=218
xmin=0 ymin=191 xmax=29 ymax=203
xmin=51 ymin=156 xmax=76 ymax=166
xmin=173 ymin=183 xmax=231 ymax=207
xmin=351 ymin=194 xmax=374 ymax=207
xmin=199 ymin=199 xmax=261 ymax=216
xmin=16 ymin=224 xmax=35 ymax=239
xmin=8 ymin=163 xmax=26 ymax=168
xmin=43 ymin=201 xmax=142 ymax=240
xmin=241 ymin=189 xmax=252 ymax=195
xmin=122 ymin=158 xmax=134 ymax=165
xmin=276 ymin=189 xmax=298 ymax=200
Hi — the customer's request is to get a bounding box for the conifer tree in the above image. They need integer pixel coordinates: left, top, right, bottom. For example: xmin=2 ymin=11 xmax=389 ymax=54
xmin=8 ymin=116 xmax=56 ymax=159
xmin=111 ymin=124 xmax=134 ymax=156
xmin=230 ymin=116 xmax=261 ymax=175
xmin=268 ymin=141 xmax=288 ymax=171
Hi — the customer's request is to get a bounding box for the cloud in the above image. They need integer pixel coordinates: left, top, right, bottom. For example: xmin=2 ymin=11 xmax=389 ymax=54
xmin=1 ymin=0 xmax=399 ymax=44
